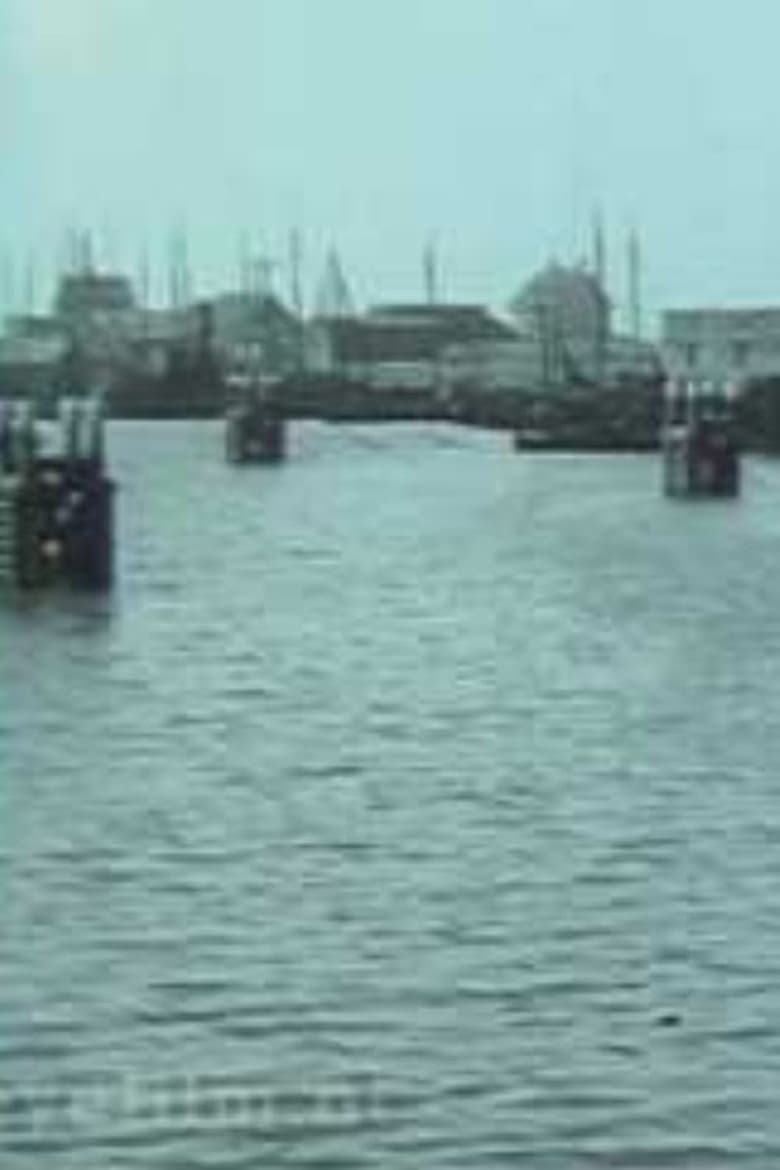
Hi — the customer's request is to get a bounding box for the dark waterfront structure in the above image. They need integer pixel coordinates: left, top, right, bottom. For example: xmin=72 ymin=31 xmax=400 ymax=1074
xmin=1 ymin=241 xmax=662 ymax=436
xmin=111 ymin=301 xmax=226 ymax=419
xmin=661 ymin=381 xmax=740 ymax=497
xmin=225 ymin=379 xmax=287 ymax=463
xmin=0 ymin=400 xmax=114 ymax=588
xmin=510 ymin=379 xmax=664 ymax=452
xmin=217 ymin=368 xmax=665 ymax=449
xmin=738 ymin=376 xmax=780 ymax=453
xmin=660 ymin=307 xmax=780 ymax=456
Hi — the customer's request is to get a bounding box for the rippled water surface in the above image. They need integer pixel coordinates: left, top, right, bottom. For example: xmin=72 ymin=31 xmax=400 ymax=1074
xmin=4 ymin=421 xmax=780 ymax=1168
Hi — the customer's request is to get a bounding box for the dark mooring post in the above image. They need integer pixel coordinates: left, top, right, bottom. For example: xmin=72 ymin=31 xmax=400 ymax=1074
xmin=60 ymin=399 xmax=114 ymax=588
xmin=225 ymin=379 xmax=287 ymax=464
xmin=1 ymin=398 xmax=116 ymax=590
xmin=662 ymin=378 xmax=740 ymax=498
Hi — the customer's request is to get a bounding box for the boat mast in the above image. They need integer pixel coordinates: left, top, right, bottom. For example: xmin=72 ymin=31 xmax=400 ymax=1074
xmin=423 ymin=237 xmax=439 ymax=306
xmin=289 ymin=228 xmax=305 ymax=371
xmin=592 ymin=208 xmax=607 ymax=386
xmin=628 ymin=226 xmax=642 ymax=341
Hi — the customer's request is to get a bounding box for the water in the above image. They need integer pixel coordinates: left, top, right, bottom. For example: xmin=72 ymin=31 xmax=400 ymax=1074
xmin=4 ymin=421 xmax=780 ymax=1168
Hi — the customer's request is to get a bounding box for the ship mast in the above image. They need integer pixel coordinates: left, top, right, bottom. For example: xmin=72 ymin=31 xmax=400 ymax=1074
xmin=289 ymin=228 xmax=305 ymax=371
xmin=591 ymin=208 xmax=607 ymax=386
xmin=592 ymin=207 xmax=606 ymax=290
xmin=628 ymin=226 xmax=642 ymax=340
xmin=1 ymin=247 xmax=14 ymax=323
xmin=423 ymin=237 xmax=439 ymax=306
xmin=167 ymin=226 xmax=191 ymax=309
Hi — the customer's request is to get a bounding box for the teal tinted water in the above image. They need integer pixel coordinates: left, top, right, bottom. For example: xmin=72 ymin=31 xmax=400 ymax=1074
xmin=4 ymin=422 xmax=780 ymax=1168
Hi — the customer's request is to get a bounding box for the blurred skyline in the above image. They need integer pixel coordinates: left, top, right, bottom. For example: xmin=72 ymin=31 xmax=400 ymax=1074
xmin=3 ymin=0 xmax=780 ymax=332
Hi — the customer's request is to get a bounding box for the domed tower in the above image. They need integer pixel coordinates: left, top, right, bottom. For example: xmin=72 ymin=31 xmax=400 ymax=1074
xmin=508 ymin=264 xmax=611 ymax=386
xmin=509 ymin=263 xmax=610 ymax=342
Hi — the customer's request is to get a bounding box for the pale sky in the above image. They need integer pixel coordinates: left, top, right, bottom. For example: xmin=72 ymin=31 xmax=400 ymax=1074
xmin=3 ymin=0 xmax=780 ymax=332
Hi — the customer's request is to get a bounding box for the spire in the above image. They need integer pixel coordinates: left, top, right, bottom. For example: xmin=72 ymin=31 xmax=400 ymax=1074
xmin=315 ymin=248 xmax=353 ymax=317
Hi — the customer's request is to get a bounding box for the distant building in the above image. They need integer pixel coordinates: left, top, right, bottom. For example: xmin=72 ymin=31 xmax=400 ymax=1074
xmin=366 ymin=303 xmax=515 ymax=341
xmin=662 ymin=307 xmax=780 ymax=386
xmin=55 ymin=271 xmax=135 ymax=325
xmin=502 ymin=263 xmax=660 ymax=389
xmin=4 ymin=314 xmax=65 ymax=341
xmin=307 ymin=303 xmax=515 ymax=389
xmin=442 ymin=338 xmax=545 ymax=394
xmin=508 ymin=263 xmax=610 ymax=385
xmin=510 ymin=263 xmax=611 ymax=342
xmin=210 ymin=292 xmax=301 ymax=376
xmin=605 ymin=335 xmax=663 ymax=386
xmin=307 ymin=291 xmax=659 ymax=396
xmin=51 ymin=270 xmax=139 ymax=394
xmin=125 ymin=307 xmax=192 ymax=378
xmin=0 ymin=315 xmax=67 ymax=400
xmin=109 ymin=301 xmax=224 ymax=417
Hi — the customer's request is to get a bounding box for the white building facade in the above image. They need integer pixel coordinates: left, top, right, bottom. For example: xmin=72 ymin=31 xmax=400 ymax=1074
xmin=663 ymin=308 xmax=780 ymax=386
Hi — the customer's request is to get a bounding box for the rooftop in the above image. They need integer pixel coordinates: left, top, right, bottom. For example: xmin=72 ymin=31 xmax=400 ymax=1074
xmin=55 ymin=272 xmax=136 ymax=317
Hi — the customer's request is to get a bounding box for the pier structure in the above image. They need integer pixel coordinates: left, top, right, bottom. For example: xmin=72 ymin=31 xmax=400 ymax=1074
xmin=0 ymin=398 xmax=115 ymax=588
xmin=225 ymin=376 xmax=287 ymax=464
xmin=661 ymin=378 xmax=740 ymax=498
